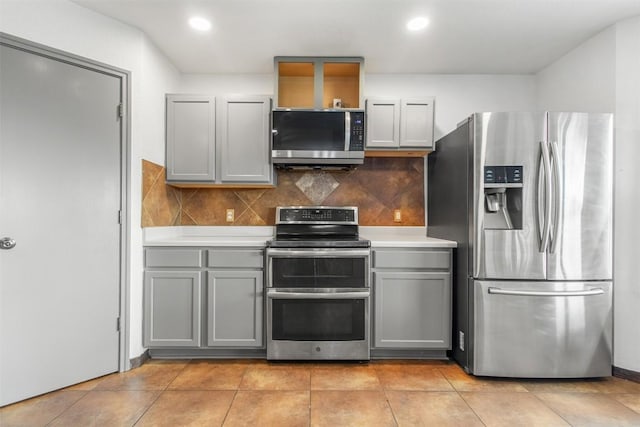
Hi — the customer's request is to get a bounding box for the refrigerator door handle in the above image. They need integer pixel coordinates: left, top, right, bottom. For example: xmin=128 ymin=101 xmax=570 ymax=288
xmin=539 ymin=141 xmax=553 ymax=252
xmin=488 ymin=287 xmax=605 ymax=297
xmin=549 ymin=140 xmax=562 ymax=254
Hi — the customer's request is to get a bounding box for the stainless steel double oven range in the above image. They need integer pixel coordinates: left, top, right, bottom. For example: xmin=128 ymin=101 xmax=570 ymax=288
xmin=266 ymin=206 xmax=371 ymax=361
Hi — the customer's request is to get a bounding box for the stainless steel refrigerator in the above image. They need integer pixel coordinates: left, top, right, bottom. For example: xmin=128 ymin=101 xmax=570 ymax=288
xmin=428 ymin=112 xmax=613 ymax=378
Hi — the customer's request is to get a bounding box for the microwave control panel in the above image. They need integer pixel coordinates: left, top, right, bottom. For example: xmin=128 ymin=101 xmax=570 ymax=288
xmin=349 ymin=111 xmax=365 ymax=151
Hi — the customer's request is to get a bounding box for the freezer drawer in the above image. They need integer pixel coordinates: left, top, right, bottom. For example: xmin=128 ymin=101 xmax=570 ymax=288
xmin=473 ymin=280 xmax=612 ymax=378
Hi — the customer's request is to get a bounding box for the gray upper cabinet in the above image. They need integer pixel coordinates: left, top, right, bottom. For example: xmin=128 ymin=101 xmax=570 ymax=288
xmin=220 ymin=96 xmax=272 ymax=183
xmin=366 ymin=97 xmax=435 ymax=151
xmin=166 ymin=94 xmax=216 ymax=182
xmin=166 ymin=94 xmax=274 ymax=186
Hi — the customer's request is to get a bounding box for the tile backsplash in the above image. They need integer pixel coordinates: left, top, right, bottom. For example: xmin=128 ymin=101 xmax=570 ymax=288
xmin=142 ymin=158 xmax=424 ymax=226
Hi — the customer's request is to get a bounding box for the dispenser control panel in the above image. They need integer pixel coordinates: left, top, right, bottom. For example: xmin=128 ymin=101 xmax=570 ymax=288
xmin=484 ymin=166 xmax=523 ymax=184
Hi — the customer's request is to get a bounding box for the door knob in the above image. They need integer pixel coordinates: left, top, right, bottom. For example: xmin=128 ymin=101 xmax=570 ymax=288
xmin=1 ymin=237 xmax=16 ymax=250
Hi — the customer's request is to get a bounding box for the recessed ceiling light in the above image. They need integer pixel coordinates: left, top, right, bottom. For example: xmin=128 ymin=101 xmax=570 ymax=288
xmin=407 ymin=16 xmax=429 ymax=32
xmin=189 ymin=16 xmax=211 ymax=32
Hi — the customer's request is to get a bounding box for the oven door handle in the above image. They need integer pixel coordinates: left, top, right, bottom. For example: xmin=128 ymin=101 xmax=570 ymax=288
xmin=267 ymin=289 xmax=370 ymax=299
xmin=266 ymin=248 xmax=371 ymax=258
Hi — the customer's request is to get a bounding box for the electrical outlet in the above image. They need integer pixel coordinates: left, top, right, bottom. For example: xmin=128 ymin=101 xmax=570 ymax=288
xmin=393 ymin=209 xmax=402 ymax=222
xmin=226 ymin=209 xmax=234 ymax=222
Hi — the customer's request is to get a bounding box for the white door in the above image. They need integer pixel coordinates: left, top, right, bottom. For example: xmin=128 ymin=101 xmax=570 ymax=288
xmin=0 ymin=42 xmax=122 ymax=405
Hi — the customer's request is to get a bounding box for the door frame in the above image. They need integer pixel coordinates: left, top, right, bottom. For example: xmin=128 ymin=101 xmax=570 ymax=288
xmin=0 ymin=32 xmax=132 ymax=372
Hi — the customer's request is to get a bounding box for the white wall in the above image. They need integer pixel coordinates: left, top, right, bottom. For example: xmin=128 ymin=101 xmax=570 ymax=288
xmin=0 ymin=0 xmax=181 ymax=361
xmin=536 ymin=19 xmax=640 ymax=373
xmin=536 ymin=26 xmax=616 ymax=113
xmin=613 ymin=16 xmax=640 ymax=373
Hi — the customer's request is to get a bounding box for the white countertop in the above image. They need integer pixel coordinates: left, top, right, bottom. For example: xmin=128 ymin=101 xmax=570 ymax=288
xmin=360 ymin=227 xmax=457 ymax=248
xmin=143 ymin=226 xmax=456 ymax=248
xmin=143 ymin=226 xmax=274 ymax=247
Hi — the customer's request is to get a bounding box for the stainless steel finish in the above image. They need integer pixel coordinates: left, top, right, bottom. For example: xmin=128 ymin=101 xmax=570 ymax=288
xmin=549 ymin=140 xmax=562 ymax=253
xmin=266 ymin=247 xmax=370 ymax=288
xmin=344 ymin=111 xmax=351 ymax=151
xmin=539 ymin=140 xmax=552 ymax=253
xmin=474 ymin=280 xmax=612 ymax=378
xmin=428 ymin=111 xmax=613 ymax=378
xmin=546 ymin=112 xmax=613 ymax=281
xmin=267 ymin=289 xmax=370 ymax=299
xmin=272 ymin=150 xmax=365 ymax=163
xmin=0 ymin=237 xmax=16 ymax=250
xmin=488 ymin=286 xmax=604 ymax=297
xmin=267 ymin=248 xmax=370 ymax=257
xmin=537 ymin=147 xmax=545 ymax=245
xmin=473 ymin=112 xmax=546 ymax=280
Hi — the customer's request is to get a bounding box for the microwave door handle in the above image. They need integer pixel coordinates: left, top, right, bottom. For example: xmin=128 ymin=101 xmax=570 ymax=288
xmin=345 ymin=111 xmax=351 ymax=151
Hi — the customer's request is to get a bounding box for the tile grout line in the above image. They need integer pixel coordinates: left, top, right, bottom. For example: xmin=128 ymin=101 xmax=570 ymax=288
xmin=221 ymin=362 xmax=251 ymax=426
xmin=43 ymin=389 xmax=91 ymax=427
xmin=528 ymin=391 xmax=575 ymax=426
xmin=131 ymin=359 xmax=192 ymax=426
xmin=437 ymin=366 xmax=488 ymax=427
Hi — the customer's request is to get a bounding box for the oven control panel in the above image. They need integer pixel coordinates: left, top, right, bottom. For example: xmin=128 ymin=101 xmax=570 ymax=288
xmin=276 ymin=206 xmax=358 ymax=224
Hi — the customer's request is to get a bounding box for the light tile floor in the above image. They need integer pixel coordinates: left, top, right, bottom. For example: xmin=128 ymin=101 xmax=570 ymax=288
xmin=2 ymin=359 xmax=640 ymax=426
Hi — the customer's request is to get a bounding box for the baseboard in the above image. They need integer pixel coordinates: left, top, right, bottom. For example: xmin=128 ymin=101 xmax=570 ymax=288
xmin=613 ymin=366 xmax=640 ymax=383
xmin=129 ymin=350 xmax=150 ymax=369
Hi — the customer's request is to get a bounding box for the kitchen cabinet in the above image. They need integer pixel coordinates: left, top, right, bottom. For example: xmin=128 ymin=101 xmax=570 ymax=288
xmin=143 ymin=248 xmax=203 ymax=347
xmin=371 ymin=248 xmax=451 ymax=350
xmin=275 ymin=56 xmax=364 ymax=109
xmin=219 ymin=96 xmax=272 ymax=184
xmin=165 ymin=94 xmax=274 ymax=187
xmin=206 ymin=249 xmax=264 ymax=347
xmin=143 ymin=247 xmax=265 ymax=351
xmin=365 ymin=97 xmax=435 ymax=153
xmin=166 ymin=94 xmax=216 ymax=182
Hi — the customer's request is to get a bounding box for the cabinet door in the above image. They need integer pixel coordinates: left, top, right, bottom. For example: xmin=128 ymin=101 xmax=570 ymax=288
xmin=365 ymin=98 xmax=400 ymax=148
xmin=166 ymin=95 xmax=216 ymax=181
xmin=207 ymin=270 xmax=263 ymax=347
xmin=219 ymin=96 xmax=272 ymax=183
xmin=373 ymin=271 xmax=450 ymax=349
xmin=144 ymin=271 xmax=202 ymax=347
xmin=400 ymin=98 xmax=434 ymax=148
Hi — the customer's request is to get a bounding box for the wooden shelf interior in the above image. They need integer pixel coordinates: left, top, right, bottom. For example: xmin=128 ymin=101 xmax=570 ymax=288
xmin=278 ymin=62 xmax=314 ymax=108
xmin=323 ymin=62 xmax=360 ymax=109
xmin=277 ymin=61 xmax=361 ymax=109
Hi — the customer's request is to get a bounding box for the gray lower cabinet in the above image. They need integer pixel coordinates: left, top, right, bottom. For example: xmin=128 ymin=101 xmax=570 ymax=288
xmin=143 ymin=247 xmax=264 ymax=350
xmin=372 ymin=248 xmax=451 ymax=350
xmin=207 ymin=270 xmax=263 ymax=347
xmin=144 ymin=270 xmax=202 ymax=347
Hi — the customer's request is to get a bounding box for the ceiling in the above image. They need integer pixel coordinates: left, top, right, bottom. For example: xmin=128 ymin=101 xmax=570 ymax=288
xmin=72 ymin=0 xmax=640 ymax=74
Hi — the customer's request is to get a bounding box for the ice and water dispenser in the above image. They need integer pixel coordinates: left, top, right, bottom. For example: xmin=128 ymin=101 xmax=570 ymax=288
xmin=483 ymin=166 xmax=523 ymax=230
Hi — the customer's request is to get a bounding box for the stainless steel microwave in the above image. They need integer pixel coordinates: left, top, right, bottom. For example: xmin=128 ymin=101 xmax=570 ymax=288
xmin=271 ymin=110 xmax=365 ymax=168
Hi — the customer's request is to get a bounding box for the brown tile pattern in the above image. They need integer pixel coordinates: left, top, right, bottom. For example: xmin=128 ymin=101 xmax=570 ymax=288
xmin=535 ymin=392 xmax=640 ymax=425
xmin=135 ymin=390 xmax=235 ymax=426
xmin=5 ymin=359 xmax=639 ymax=426
xmin=141 ymin=157 xmax=425 ymax=226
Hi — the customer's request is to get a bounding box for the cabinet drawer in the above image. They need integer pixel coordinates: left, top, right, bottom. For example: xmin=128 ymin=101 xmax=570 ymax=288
xmin=373 ymin=249 xmax=450 ymax=269
xmin=207 ymin=249 xmax=263 ymax=268
xmin=145 ymin=248 xmax=202 ymax=268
